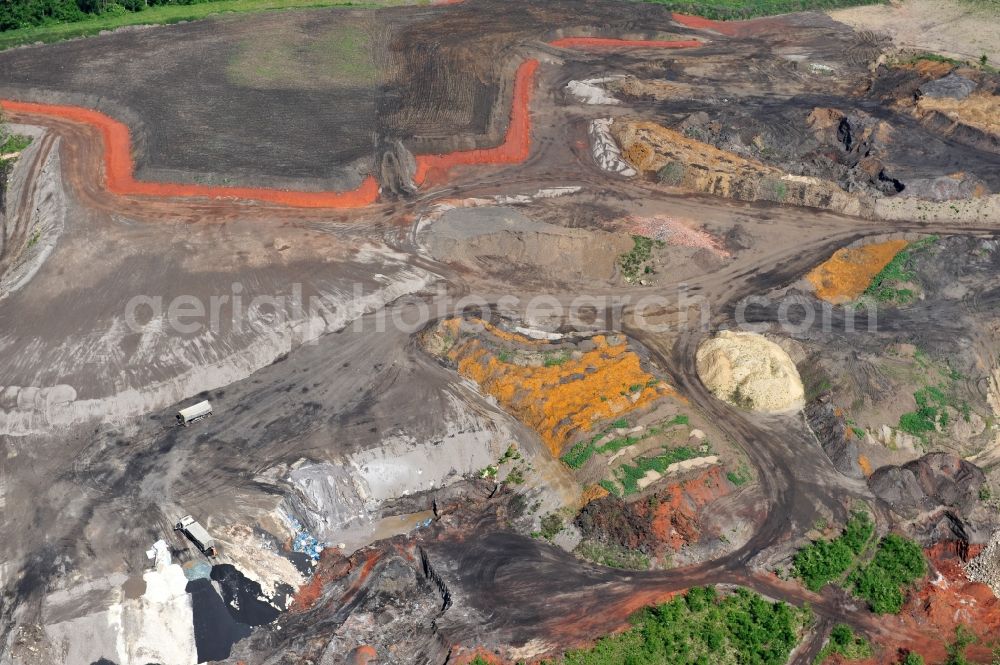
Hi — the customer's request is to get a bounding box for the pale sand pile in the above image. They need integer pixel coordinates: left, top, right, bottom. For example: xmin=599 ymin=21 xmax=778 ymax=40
xmin=696 ymin=331 xmax=805 ymax=413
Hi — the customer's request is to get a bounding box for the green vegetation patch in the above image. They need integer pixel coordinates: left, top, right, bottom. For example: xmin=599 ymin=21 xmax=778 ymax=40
xmin=1 ymin=134 xmax=32 ymax=155
xmin=943 ymin=626 xmax=976 ymax=665
xmin=898 ymin=385 xmax=950 ymax=435
xmin=1 ymin=132 xmax=33 ymax=174
xmin=615 ymin=445 xmax=699 ymax=495
xmin=619 ymin=235 xmax=664 ymax=283
xmin=793 ymin=511 xmax=873 ymax=592
xmin=561 ymin=414 xmax=689 ymax=470
xmin=0 ymin=0 xmax=421 ymax=51
xmin=550 ymin=586 xmax=811 ymax=665
xmin=894 ymin=355 xmax=971 ymax=439
xmin=814 ymin=624 xmax=873 ymax=665
xmin=227 ymin=21 xmax=377 ymax=89
xmin=635 ymin=0 xmax=885 ymax=21
xmin=538 ymin=513 xmax=564 ymax=541
xmin=726 ymin=463 xmax=752 ymax=486
xmin=575 ymin=539 xmax=651 ymax=570
xmin=850 ymin=534 xmax=926 ymax=614
xmin=863 ymin=235 xmax=937 ymax=304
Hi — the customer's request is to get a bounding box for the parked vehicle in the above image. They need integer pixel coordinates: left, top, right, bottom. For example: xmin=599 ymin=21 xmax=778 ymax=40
xmin=176 ymin=400 xmax=212 ymax=426
xmin=174 ymin=515 xmax=217 ymax=557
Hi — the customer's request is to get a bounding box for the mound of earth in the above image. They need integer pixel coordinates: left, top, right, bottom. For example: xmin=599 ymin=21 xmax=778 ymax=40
xmin=575 ymin=466 xmax=737 ymax=563
xmin=804 ymin=400 xmax=864 ymax=479
xmin=611 ymin=120 xmax=866 ymax=216
xmin=868 ymin=453 xmax=987 ymax=526
xmin=423 ymin=318 xmax=676 ymax=456
xmin=421 ymin=206 xmax=631 ymax=284
xmin=696 ymin=331 xmax=805 ymax=413
xmin=916 ymin=90 xmax=1000 ymax=150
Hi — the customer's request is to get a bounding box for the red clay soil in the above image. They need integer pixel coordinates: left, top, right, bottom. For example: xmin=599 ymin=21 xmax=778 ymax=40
xmin=855 ymin=542 xmax=1000 ymax=664
xmin=412 ymin=59 xmax=539 ymax=187
xmin=346 ymin=645 xmax=379 ymax=665
xmin=290 ymin=548 xmax=382 ymax=613
xmin=671 ymin=13 xmax=740 ymax=35
xmin=0 ymin=100 xmax=380 ymax=208
xmin=578 ymin=466 xmax=734 ymax=558
xmin=671 ymin=12 xmax=785 ymax=38
xmin=548 ymin=37 xmax=703 ymax=49
xmin=3 ymin=37 xmax=702 ymax=209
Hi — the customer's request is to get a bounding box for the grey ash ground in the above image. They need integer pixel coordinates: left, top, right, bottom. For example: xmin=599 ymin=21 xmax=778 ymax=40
xmin=1 ymin=1 xmax=1000 ymax=664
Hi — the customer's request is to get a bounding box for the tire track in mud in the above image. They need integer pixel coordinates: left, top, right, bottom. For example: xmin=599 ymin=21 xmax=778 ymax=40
xmin=419 ymin=223 xmax=995 ymax=660
xmin=4 ymin=19 xmax=997 ymax=661
xmin=0 ymin=38 xmax=703 ymax=216
xmin=0 ymin=130 xmax=55 ymax=278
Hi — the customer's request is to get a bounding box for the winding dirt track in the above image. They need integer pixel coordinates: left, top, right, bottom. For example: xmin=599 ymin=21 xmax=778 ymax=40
xmin=3 ymin=19 xmax=998 ymax=665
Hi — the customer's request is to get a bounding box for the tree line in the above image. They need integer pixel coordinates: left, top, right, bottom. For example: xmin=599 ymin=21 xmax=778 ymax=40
xmin=1 ymin=0 xmax=218 ymax=32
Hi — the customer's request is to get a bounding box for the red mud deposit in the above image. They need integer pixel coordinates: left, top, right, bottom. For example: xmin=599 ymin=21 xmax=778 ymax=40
xmin=855 ymin=542 xmax=1000 ymax=664
xmin=291 ymin=549 xmax=381 ymax=613
xmin=671 ymin=13 xmax=745 ymax=37
xmin=549 ymin=37 xmax=703 ymax=49
xmin=578 ymin=466 xmax=734 ymax=558
xmin=346 ymin=645 xmax=379 ymax=665
xmin=413 ymin=59 xmax=538 ymax=187
xmin=0 ymin=100 xmax=380 ymax=208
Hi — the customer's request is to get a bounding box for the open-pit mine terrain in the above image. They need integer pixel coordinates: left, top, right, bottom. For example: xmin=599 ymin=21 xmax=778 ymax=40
xmin=1 ymin=0 xmax=1000 ymax=663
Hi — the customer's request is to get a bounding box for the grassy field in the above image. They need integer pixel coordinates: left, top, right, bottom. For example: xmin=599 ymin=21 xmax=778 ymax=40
xmin=0 ymin=0 xmax=889 ymax=50
xmin=637 ymin=0 xmax=886 ymax=20
xmin=0 ymin=0 xmax=426 ymax=51
xmin=226 ymin=21 xmax=377 ymax=89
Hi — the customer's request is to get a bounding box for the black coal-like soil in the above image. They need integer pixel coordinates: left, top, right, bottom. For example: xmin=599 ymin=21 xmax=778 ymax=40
xmin=210 ymin=563 xmax=282 ymax=626
xmin=0 ymin=0 xmax=754 ymax=187
xmin=186 ymin=577 xmax=253 ymax=662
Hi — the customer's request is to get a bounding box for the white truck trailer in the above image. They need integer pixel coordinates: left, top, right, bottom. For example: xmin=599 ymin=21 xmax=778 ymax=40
xmin=174 ymin=515 xmax=217 ymax=557
xmin=176 ymin=400 xmax=212 ymax=426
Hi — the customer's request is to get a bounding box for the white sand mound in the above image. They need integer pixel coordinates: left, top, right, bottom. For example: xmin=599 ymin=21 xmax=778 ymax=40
xmin=696 ymin=331 xmax=805 ymax=413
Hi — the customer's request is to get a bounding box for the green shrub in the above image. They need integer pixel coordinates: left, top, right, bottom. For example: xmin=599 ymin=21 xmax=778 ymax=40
xmin=1 ymin=134 xmax=31 ymax=154
xmin=540 ymin=513 xmax=563 ymax=541
xmin=657 ymin=161 xmax=685 ymax=186
xmin=575 ymin=540 xmax=650 ymax=570
xmin=618 ymin=235 xmax=663 ymax=283
xmin=616 ymin=446 xmax=698 ymax=495
xmin=562 ymin=415 xmax=689 ymax=470
xmin=727 ymin=465 xmax=751 ymax=486
xmin=554 ymin=586 xmax=809 ymax=665
xmin=814 ymin=624 xmax=873 ymax=664
xmin=793 ymin=511 xmax=873 ymax=591
xmin=851 ymin=534 xmax=926 ymax=614
xmin=944 ymin=626 xmax=975 ymax=665
xmin=863 ymin=235 xmax=937 ymax=304
xmin=637 ymin=0 xmax=886 ymax=22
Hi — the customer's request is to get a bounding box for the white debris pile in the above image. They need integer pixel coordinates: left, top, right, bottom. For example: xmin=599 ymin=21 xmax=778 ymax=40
xmin=215 ymin=523 xmax=305 ymax=602
xmin=112 ymin=541 xmax=198 ymax=665
xmin=966 ymin=529 xmax=1000 ymax=597
xmin=589 ymin=118 xmax=636 ymax=177
xmin=566 ymin=77 xmax=622 ymax=105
